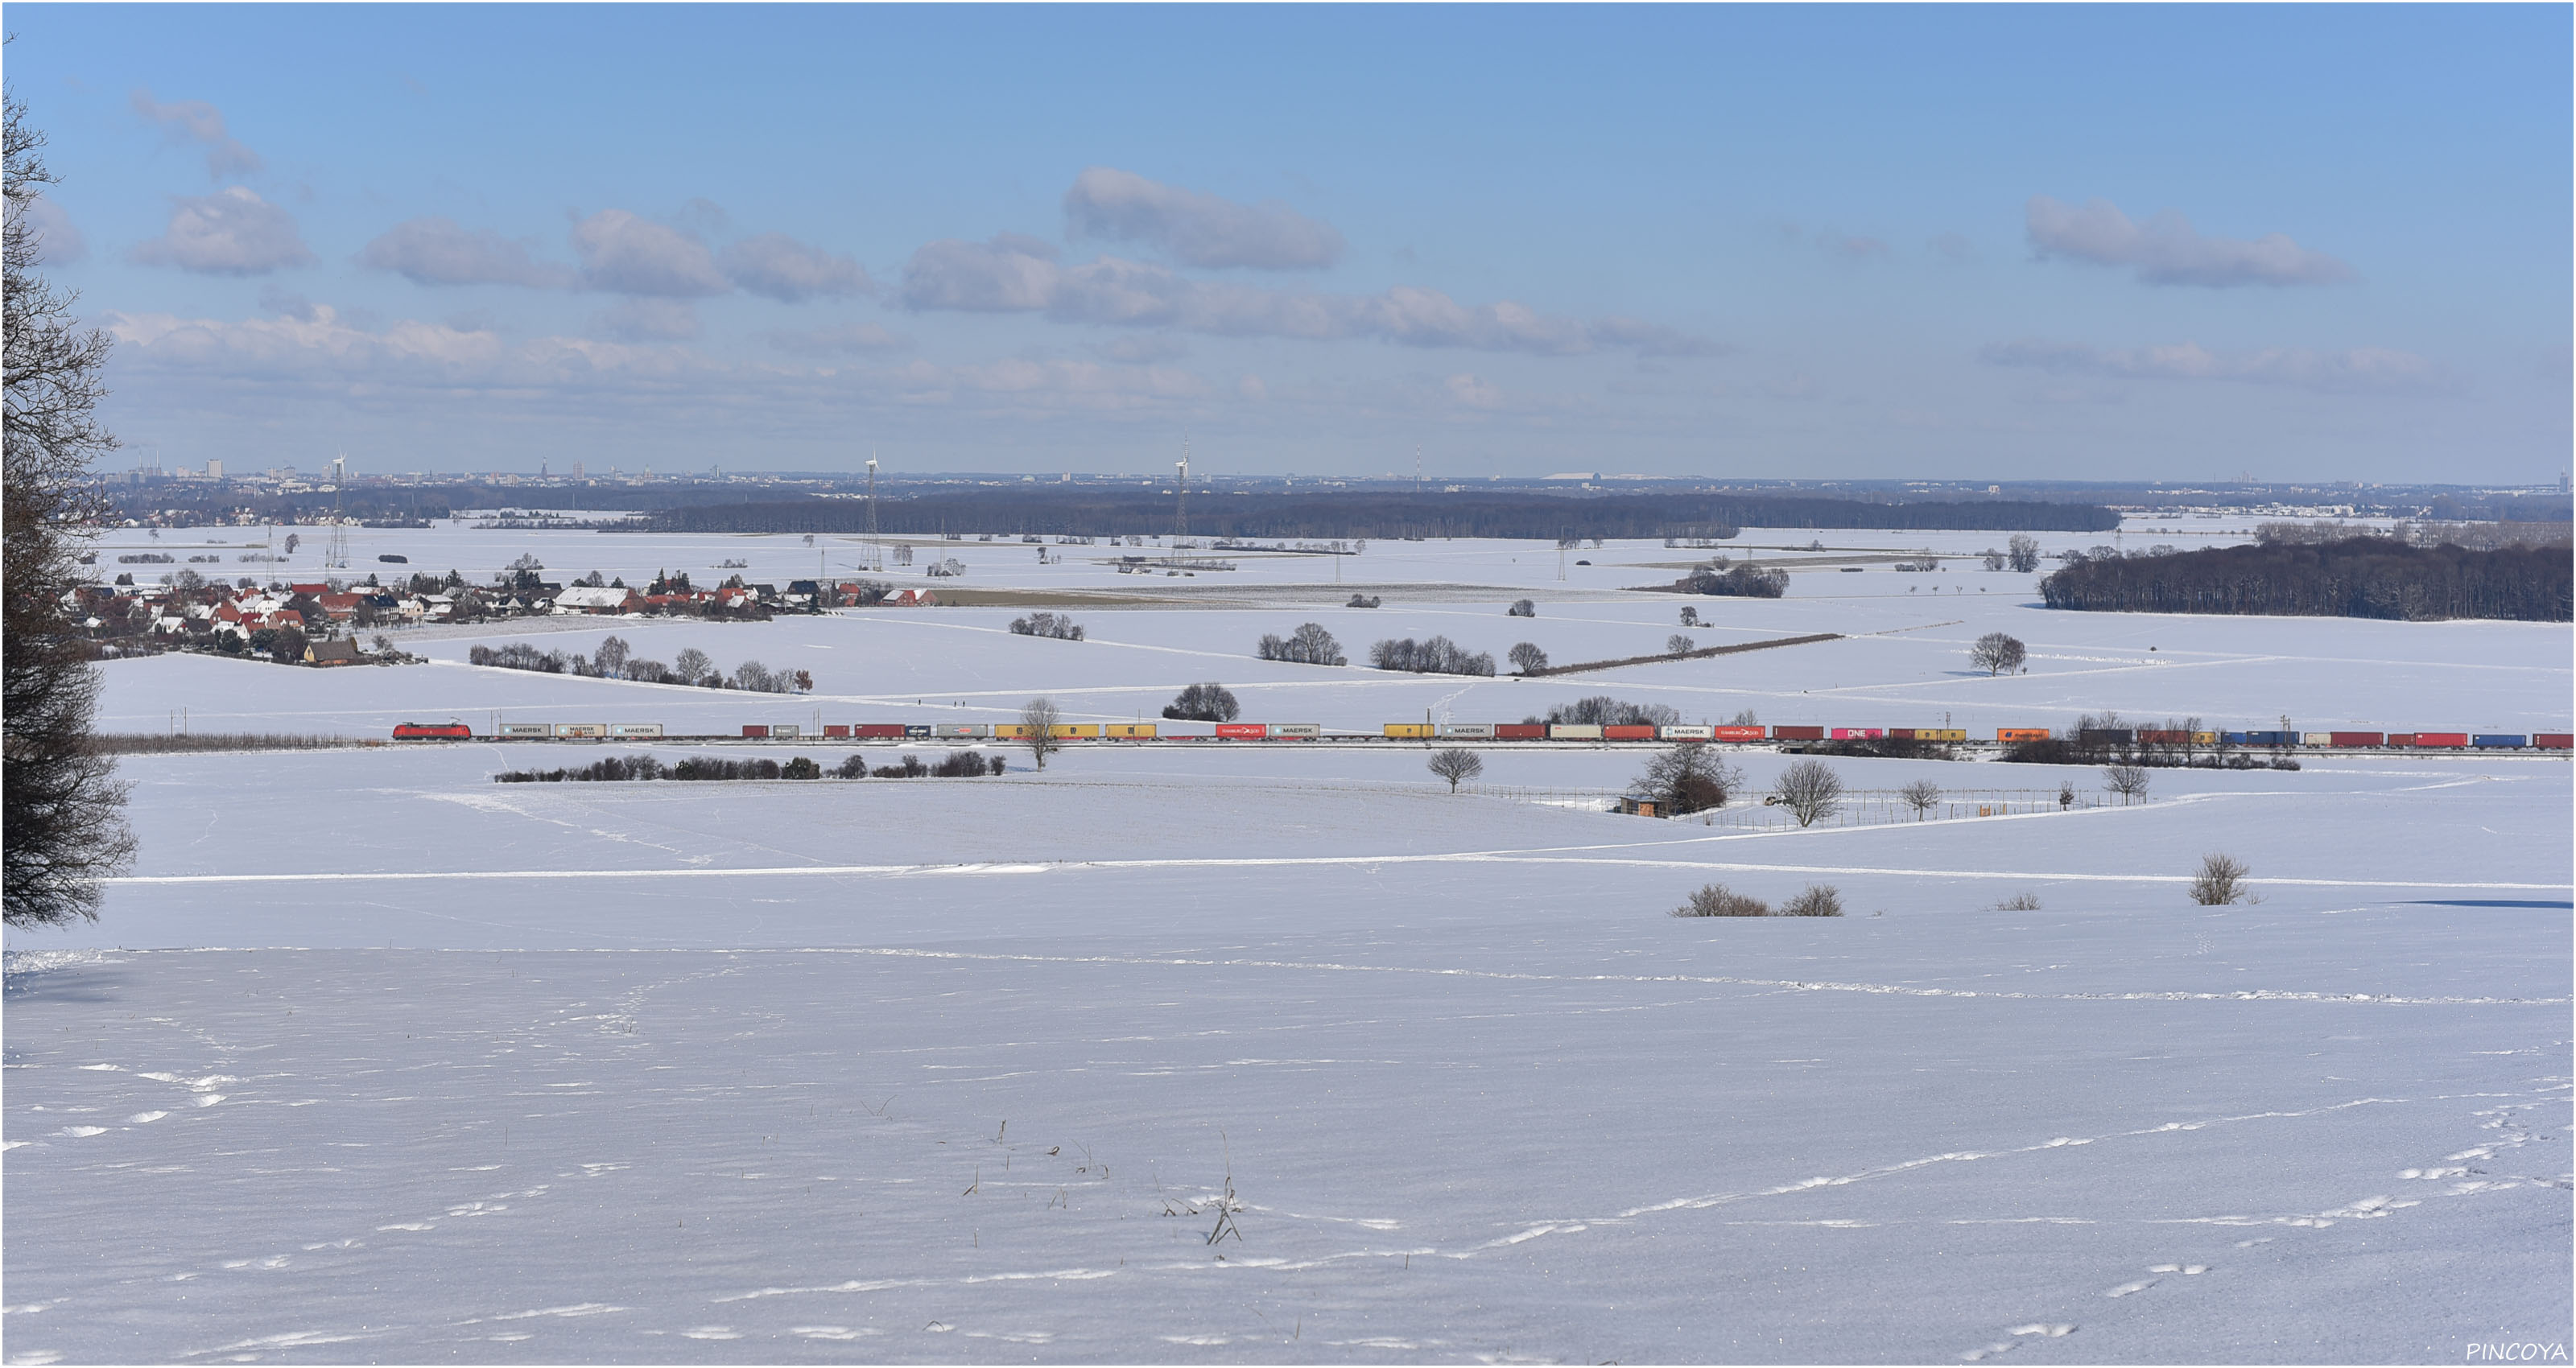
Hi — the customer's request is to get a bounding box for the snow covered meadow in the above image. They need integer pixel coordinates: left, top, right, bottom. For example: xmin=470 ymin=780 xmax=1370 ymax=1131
xmin=6 ymin=529 xmax=2570 ymax=1363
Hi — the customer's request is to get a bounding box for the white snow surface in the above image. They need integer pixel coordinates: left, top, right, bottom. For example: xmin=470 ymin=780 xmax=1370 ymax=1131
xmin=9 ymin=530 xmax=2570 ymax=1364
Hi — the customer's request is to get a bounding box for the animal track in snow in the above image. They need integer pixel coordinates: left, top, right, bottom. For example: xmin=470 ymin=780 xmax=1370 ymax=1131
xmin=1961 ymin=1323 xmax=2074 ymax=1359
xmin=2104 ymin=1279 xmax=2158 ymax=1298
xmin=2145 ymin=1264 xmax=2208 ymax=1275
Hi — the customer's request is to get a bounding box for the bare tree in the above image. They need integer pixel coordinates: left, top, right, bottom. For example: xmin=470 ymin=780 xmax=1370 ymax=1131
xmin=593 ymin=634 xmax=631 ymax=678
xmin=2190 ymin=852 xmax=2251 ymax=905
xmin=1780 ymin=884 xmax=1844 ymax=917
xmin=5 ymin=84 xmax=135 ymax=926
xmin=672 ymin=646 xmax=713 ymax=685
xmin=2103 ymin=764 xmax=2150 ymax=805
xmin=1968 ymin=632 xmax=2026 ymax=676
xmin=1507 ymin=598 xmax=1536 ymax=617
xmin=1678 ymin=605 xmax=1699 ymax=626
xmin=1673 ymin=883 xmax=1769 ymax=917
xmin=2007 ymin=534 xmax=2042 ymax=574
xmin=1666 ymin=633 xmax=1696 ymax=654
xmin=1019 ymin=697 xmax=1064 ymax=770
xmin=1636 ymin=745 xmax=1742 ymax=815
xmin=1507 ymin=641 xmax=1548 ymax=674
xmin=1771 ymin=759 xmax=1844 ymax=828
xmin=1899 ymin=778 xmax=1942 ymax=820
xmin=1426 ymin=748 xmax=1483 ymax=793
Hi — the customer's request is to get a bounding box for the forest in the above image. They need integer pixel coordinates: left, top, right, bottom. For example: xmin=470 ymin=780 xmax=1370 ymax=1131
xmin=2038 ymin=537 xmax=2572 ymax=621
xmin=630 ymin=489 xmax=2120 ymax=539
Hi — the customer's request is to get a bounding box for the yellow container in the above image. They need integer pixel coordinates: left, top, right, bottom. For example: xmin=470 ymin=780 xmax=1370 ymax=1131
xmin=1383 ymin=723 xmax=1435 ymax=739
xmin=1104 ymin=723 xmax=1158 ymax=739
xmin=2190 ymin=731 xmax=2218 ymax=744
xmin=1050 ymin=723 xmax=1100 ymax=739
xmin=991 ymin=723 xmax=1034 ymax=739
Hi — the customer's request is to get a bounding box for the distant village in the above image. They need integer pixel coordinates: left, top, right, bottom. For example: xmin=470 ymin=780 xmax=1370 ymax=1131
xmin=70 ymin=558 xmax=933 ymax=665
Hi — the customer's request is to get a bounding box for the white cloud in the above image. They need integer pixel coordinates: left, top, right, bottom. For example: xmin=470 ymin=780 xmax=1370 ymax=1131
xmin=884 ymin=356 xmax=1208 ymax=410
xmin=767 ymin=323 xmax=909 ymax=355
xmin=8 ymin=195 xmax=87 ymax=264
xmin=1063 ymin=167 xmax=1344 ymax=270
xmin=2025 ymin=196 xmax=2353 ymax=287
xmin=1093 ymin=334 xmax=1189 ymax=364
xmin=898 ymin=236 xmax=1719 ymax=356
xmin=130 ymin=187 xmax=311 ymax=275
xmin=359 ymin=216 xmax=576 ymax=288
xmin=720 ymin=233 xmax=872 ymax=302
xmin=1982 ymin=338 xmax=2445 ymax=393
xmin=593 ymin=299 xmax=701 ymax=341
xmin=570 ymin=209 xmax=729 ymax=296
xmin=130 ymin=89 xmax=262 ymax=179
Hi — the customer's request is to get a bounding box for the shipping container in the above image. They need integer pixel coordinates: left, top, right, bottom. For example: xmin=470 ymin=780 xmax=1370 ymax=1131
xmin=1772 ymin=725 xmax=1826 ymax=741
xmin=1494 ymin=723 xmax=1546 ymax=740
xmin=1661 ymin=724 xmax=1715 ymax=741
xmin=1603 ymin=724 xmax=1657 ymax=740
xmin=2240 ymin=731 xmax=2294 ymax=747
xmin=551 ymin=723 xmax=606 ymax=739
xmin=1548 ymin=724 xmax=1604 ymax=740
xmin=2384 ymin=733 xmax=2416 ymax=748
xmin=2192 ymin=731 xmax=2218 ymax=744
xmin=2301 ymin=732 xmax=2335 ymax=747
xmin=903 ymin=724 xmax=932 ymax=738
xmin=498 ymin=723 xmax=551 ymax=739
xmin=1710 ymin=725 xmax=1765 ymax=743
xmin=1269 ymin=723 xmax=1322 ymax=739
xmin=1996 ymin=727 xmax=2050 ymax=744
xmin=770 ymin=724 xmax=802 ymax=739
xmin=933 ymin=723 xmax=990 ymax=739
xmin=607 ymin=723 xmax=664 ymax=739
xmin=2413 ymin=731 xmax=2469 ymax=748
xmin=741 ymin=724 xmax=770 ymax=739
xmin=1918 ymin=728 xmax=1970 ymax=743
xmin=2136 ymin=730 xmax=2189 ymax=744
xmin=855 ymin=723 xmax=905 ymax=739
xmin=1049 ymin=724 xmax=1100 ymax=739
xmin=2327 ymin=731 xmax=2383 ymax=748
xmin=2078 ymin=729 xmax=2133 ymax=746
xmin=990 ymin=723 xmax=1034 ymax=739
xmin=2473 ymin=734 xmax=2527 ymax=748
xmin=2533 ymin=733 xmax=2573 ymax=749
xmin=1103 ymin=723 xmax=1158 ymax=740
xmin=824 ymin=724 xmax=852 ymax=739
xmin=1216 ymin=723 xmax=1269 ymax=740
xmin=1439 ymin=723 xmax=1496 ymax=739
xmin=1384 ymin=723 xmax=1436 ymax=739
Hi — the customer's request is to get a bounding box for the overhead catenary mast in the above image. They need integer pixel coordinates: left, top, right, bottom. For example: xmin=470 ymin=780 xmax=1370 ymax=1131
xmin=1174 ymin=439 xmax=1190 ymax=547
xmin=865 ymin=453 xmax=881 ymax=571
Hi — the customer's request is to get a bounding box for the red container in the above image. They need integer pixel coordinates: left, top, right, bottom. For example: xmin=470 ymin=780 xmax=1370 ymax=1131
xmin=1215 ymin=723 xmax=1268 ymax=739
xmin=2533 ymin=733 xmax=2573 ymax=749
xmin=2136 ymin=729 xmax=2188 ymax=744
xmin=854 ymin=723 xmax=905 ymax=738
xmin=1494 ymin=723 xmax=1545 ymax=740
xmin=824 ymin=724 xmax=852 ymax=739
xmin=2384 ymin=733 xmax=2415 ymax=748
xmin=1603 ymin=724 xmax=1657 ymax=740
xmin=1887 ymin=728 xmax=1916 ymax=741
xmin=741 ymin=724 xmax=770 ymax=739
xmin=2414 ymin=731 xmax=2469 ymax=748
xmin=1711 ymin=725 xmax=1765 ymax=743
xmin=2328 ymin=731 xmax=2382 ymax=748
xmin=1772 ymin=725 xmax=1825 ymax=741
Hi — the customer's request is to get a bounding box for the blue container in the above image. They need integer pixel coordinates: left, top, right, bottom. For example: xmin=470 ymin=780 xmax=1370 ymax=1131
xmin=2473 ymin=734 xmax=2528 ymax=748
xmin=2242 ymin=730 xmax=2294 ymax=746
xmin=903 ymin=724 xmax=933 ymax=738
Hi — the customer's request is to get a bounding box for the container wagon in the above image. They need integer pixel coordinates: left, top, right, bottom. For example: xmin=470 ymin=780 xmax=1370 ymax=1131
xmin=935 ymin=723 xmax=991 ymax=739
xmin=392 ymin=721 xmax=472 ymax=740
xmin=856 ymin=723 xmax=905 ymax=739
xmin=2413 ymin=732 xmax=2470 ymax=748
xmin=1216 ymin=723 xmax=1268 ymax=740
xmin=1548 ymin=724 xmax=1604 ymax=740
xmin=2535 ymin=733 xmax=2574 ymax=750
xmin=2079 ymin=729 xmax=2133 ymax=746
xmin=499 ymin=723 xmax=551 ymax=739
xmin=824 ymin=724 xmax=851 ymax=738
xmin=1914 ymin=728 xmax=1969 ymax=743
xmin=903 ymin=725 xmax=931 ymax=738
xmin=608 ymin=723 xmax=663 ymax=739
xmin=1773 ymin=725 xmax=1826 ymax=741
xmin=552 ymin=723 xmax=606 ymax=739
xmin=1661 ymin=725 xmax=1714 ymax=741
xmin=1995 ymin=727 xmax=2050 ymax=744
xmin=2236 ymin=731 xmax=2295 ymax=747
xmin=1439 ymin=723 xmax=1496 ymax=739
xmin=1384 ymin=723 xmax=1435 ymax=740
xmin=1603 ymin=724 xmax=1657 ymax=740
xmin=1831 ymin=727 xmax=1884 ymax=740
xmin=1104 ymin=723 xmax=1158 ymax=740
xmin=1710 ymin=725 xmax=1765 ymax=743
xmin=2327 ymin=731 xmax=2383 ymax=748
xmin=741 ymin=724 xmax=770 ymax=739
xmin=1269 ymin=723 xmax=1322 ymax=740
xmin=770 ymin=724 xmax=802 ymax=739
xmin=991 ymin=723 xmax=1034 ymax=738
xmin=2474 ymin=734 xmax=2528 ymax=748
xmin=1047 ymin=724 xmax=1100 ymax=740
xmin=1495 ymin=723 xmax=1546 ymax=740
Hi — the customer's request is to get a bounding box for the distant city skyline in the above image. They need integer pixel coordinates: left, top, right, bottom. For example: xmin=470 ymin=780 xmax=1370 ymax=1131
xmin=8 ymin=5 xmax=2568 ymax=481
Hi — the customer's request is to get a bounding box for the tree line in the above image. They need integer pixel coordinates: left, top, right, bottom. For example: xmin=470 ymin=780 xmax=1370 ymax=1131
xmin=2039 ymin=537 xmax=2571 ymax=621
xmin=632 ymin=488 xmax=2121 ymax=540
xmin=496 ymin=750 xmax=1003 ymax=783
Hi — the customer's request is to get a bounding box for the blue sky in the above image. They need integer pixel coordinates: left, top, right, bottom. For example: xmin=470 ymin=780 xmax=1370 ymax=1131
xmin=7 ymin=4 xmax=2567 ymax=480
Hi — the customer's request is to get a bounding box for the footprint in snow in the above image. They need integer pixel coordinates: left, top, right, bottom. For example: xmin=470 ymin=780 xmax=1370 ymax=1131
xmin=2104 ymin=1279 xmax=2158 ymax=1298
xmin=126 ymin=1112 xmax=168 ymax=1124
xmin=2147 ymin=1264 xmax=2208 ymax=1275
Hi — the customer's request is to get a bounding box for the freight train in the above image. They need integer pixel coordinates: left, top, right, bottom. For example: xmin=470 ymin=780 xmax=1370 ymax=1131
xmin=394 ymin=720 xmax=2574 ymax=749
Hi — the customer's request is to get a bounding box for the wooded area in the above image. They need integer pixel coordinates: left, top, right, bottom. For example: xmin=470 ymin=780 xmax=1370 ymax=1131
xmin=2038 ymin=537 xmax=2572 ymax=621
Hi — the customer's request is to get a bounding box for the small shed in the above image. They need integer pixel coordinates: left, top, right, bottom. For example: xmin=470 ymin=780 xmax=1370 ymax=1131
xmin=1615 ymin=794 xmax=1664 ymax=818
xmin=304 ymin=638 xmax=363 ymax=667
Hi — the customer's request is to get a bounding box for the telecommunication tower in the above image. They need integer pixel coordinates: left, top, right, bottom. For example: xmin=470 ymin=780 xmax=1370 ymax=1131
xmin=865 ymin=453 xmax=883 ymax=571
xmin=323 ymin=454 xmax=352 ymax=569
xmin=1174 ymin=439 xmax=1191 ymax=546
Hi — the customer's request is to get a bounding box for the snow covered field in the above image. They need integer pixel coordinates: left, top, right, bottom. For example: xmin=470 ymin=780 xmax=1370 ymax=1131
xmin=9 ymin=528 xmax=2570 ymax=1363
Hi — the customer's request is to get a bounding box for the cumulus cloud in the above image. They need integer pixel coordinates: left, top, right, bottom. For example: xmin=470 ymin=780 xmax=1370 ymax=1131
xmin=570 ymin=209 xmax=729 ymax=296
xmin=130 ymin=89 xmax=262 ymax=179
xmin=885 ymin=356 xmax=1208 ymax=410
xmin=899 ymin=236 xmax=1718 ymax=356
xmin=720 ymin=233 xmax=872 ymax=302
xmin=1982 ymin=338 xmax=2445 ymax=393
xmin=130 ymin=187 xmax=312 ymax=275
xmin=8 ymin=195 xmax=87 ymax=264
xmin=2025 ymin=196 xmax=2353 ymax=287
xmin=359 ymin=216 xmax=576 ymax=288
xmin=1063 ymin=167 xmax=1344 ymax=270
xmin=593 ymin=299 xmax=701 ymax=341
xmin=767 ymin=323 xmax=909 ymax=355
